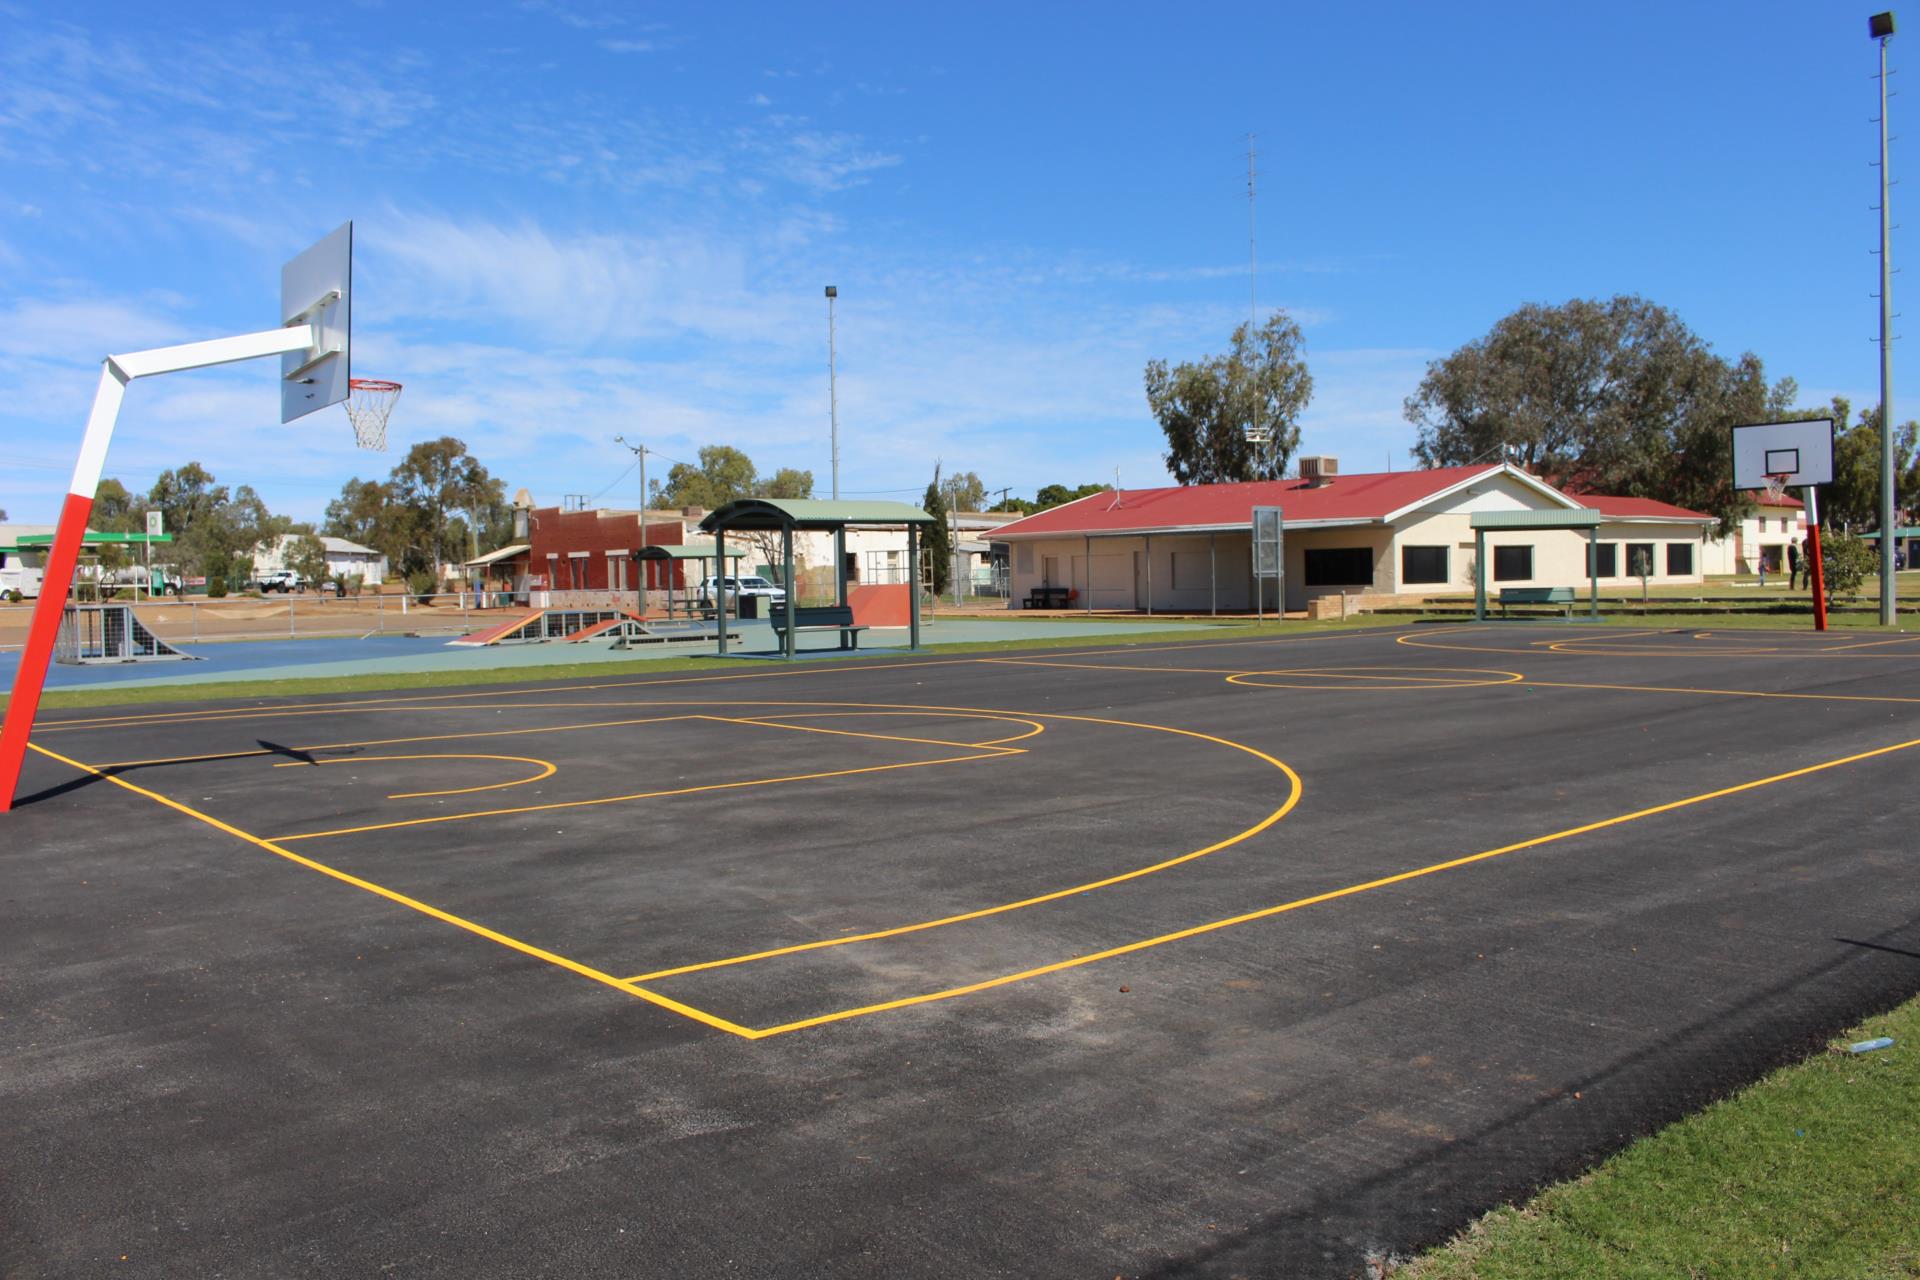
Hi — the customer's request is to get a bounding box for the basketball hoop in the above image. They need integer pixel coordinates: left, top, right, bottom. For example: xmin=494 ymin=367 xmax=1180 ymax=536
xmin=1763 ymin=472 xmax=1791 ymax=504
xmin=342 ymin=378 xmax=401 ymax=451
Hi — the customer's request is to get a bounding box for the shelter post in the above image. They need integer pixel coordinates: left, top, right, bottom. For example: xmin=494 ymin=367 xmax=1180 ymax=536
xmin=1085 ymin=535 xmax=1092 ymax=613
xmin=1474 ymin=528 xmax=1487 ymax=622
xmin=907 ymin=523 xmax=921 ymax=649
xmin=1589 ymin=527 xmax=1600 ymax=619
xmin=1144 ymin=534 xmax=1153 ymax=615
xmin=835 ymin=529 xmax=847 ymax=607
xmin=715 ymin=531 xmax=728 ymax=655
xmin=1209 ymin=532 xmax=1217 ymax=616
xmin=782 ymin=526 xmax=797 ymax=658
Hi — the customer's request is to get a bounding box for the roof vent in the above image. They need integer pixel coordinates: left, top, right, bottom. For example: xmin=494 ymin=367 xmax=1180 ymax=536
xmin=1299 ymin=455 xmax=1338 ymax=486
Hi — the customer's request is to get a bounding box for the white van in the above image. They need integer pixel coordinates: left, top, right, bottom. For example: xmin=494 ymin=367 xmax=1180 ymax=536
xmin=0 ymin=548 xmax=44 ymax=598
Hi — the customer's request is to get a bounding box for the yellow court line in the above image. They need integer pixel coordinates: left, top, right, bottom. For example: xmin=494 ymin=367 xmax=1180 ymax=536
xmin=265 ymin=750 xmax=1013 ymax=843
xmin=271 ymin=753 xmax=559 ymax=799
xmin=1398 ymin=629 xmax=1920 ymax=661
xmin=706 ymin=714 xmax=1028 ymax=754
xmin=92 ymin=714 xmax=704 ymax=770
xmin=748 ymin=731 xmax=1920 ymax=1036
xmin=734 ymin=709 xmax=1049 ymax=749
xmin=1523 ymin=678 xmax=1920 ymax=706
xmin=23 ymin=742 xmax=759 ymax=1039
xmin=626 ymin=711 xmax=1300 ymax=982
xmin=1822 ymin=633 xmax=1920 ymax=652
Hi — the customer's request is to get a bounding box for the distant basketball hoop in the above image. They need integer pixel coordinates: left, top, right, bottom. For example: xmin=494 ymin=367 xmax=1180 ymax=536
xmin=343 ymin=378 xmax=401 ymax=451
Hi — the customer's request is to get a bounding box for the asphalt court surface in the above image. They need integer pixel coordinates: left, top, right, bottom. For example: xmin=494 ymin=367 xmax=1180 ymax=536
xmin=8 ymin=622 xmax=1920 ymax=1277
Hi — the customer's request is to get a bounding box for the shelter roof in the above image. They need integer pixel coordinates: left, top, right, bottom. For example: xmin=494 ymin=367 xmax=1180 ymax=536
xmin=700 ymin=498 xmax=934 ymax=532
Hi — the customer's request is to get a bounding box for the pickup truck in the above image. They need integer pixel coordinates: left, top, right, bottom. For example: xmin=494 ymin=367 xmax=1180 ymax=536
xmin=696 ymin=574 xmax=787 ymax=609
xmin=254 ymin=569 xmax=307 ymax=593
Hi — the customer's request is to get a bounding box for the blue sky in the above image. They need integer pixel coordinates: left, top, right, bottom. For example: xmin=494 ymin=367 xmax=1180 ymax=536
xmin=0 ymin=0 xmax=1900 ymax=524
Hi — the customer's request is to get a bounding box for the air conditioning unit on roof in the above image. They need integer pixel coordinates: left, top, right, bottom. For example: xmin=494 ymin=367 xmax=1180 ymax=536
xmin=1299 ymin=456 xmax=1338 ymax=485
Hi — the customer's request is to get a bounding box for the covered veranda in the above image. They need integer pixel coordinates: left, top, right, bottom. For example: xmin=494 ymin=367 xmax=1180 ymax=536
xmin=1470 ymin=508 xmax=1603 ymax=620
xmin=699 ymin=498 xmax=935 ymax=658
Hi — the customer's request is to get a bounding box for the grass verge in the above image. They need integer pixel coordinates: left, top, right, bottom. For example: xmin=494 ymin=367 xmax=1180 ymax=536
xmin=1392 ymin=995 xmax=1920 ymax=1278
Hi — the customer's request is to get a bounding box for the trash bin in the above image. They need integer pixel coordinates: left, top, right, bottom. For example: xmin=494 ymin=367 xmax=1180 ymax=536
xmin=738 ymin=593 xmax=760 ymax=619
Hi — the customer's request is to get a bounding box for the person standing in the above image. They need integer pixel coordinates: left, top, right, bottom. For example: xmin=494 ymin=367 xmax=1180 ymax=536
xmin=1787 ymin=537 xmax=1802 ymax=590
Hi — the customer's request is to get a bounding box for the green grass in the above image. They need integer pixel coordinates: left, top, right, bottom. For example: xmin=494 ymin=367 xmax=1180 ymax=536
xmin=1393 ymin=996 xmax=1920 ymax=1279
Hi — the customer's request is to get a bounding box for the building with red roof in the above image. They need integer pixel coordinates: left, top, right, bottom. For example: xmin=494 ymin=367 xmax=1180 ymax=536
xmin=990 ymin=458 xmax=1718 ymax=613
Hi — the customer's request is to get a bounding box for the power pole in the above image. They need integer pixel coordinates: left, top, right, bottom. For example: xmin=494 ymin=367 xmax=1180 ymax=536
xmin=615 ymin=435 xmax=649 ymax=611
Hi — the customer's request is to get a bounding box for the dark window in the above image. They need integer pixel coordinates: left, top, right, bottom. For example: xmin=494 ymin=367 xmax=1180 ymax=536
xmin=1625 ymin=543 xmax=1656 ymax=578
xmin=844 ymin=551 xmax=859 ymax=580
xmin=1666 ymin=542 xmax=1694 ymax=575
xmin=1591 ymin=542 xmax=1618 ymax=578
xmin=1492 ymin=545 xmax=1533 ymax=581
xmin=1304 ymin=547 xmax=1375 ymax=587
xmin=1400 ymin=545 xmax=1448 ymax=585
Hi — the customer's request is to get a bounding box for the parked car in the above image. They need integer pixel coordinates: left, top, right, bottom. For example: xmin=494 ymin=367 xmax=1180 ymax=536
xmin=254 ymin=569 xmax=307 ymax=593
xmin=696 ymin=574 xmax=787 ymax=609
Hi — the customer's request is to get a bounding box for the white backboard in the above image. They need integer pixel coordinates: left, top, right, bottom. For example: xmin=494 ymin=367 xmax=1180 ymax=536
xmin=280 ymin=221 xmax=352 ymax=423
xmin=1731 ymin=418 xmax=1834 ymax=490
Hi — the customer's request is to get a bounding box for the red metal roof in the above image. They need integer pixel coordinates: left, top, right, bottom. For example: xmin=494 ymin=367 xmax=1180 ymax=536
xmin=993 ymin=465 xmax=1526 ymax=537
xmin=1577 ymin=494 xmax=1716 ymax=522
xmin=992 ymin=464 xmax=1718 ymax=537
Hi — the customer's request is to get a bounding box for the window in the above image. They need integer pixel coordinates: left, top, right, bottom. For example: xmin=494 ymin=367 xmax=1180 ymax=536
xmin=1400 ymin=545 xmax=1448 ymax=585
xmin=1625 ymin=543 xmax=1655 ymax=578
xmin=1304 ymin=547 xmax=1374 ymax=587
xmin=1666 ymin=542 xmax=1693 ymax=576
xmin=1591 ymin=542 xmax=1618 ymax=578
xmin=1492 ymin=545 xmax=1533 ymax=581
xmin=1016 ymin=543 xmax=1034 ymax=574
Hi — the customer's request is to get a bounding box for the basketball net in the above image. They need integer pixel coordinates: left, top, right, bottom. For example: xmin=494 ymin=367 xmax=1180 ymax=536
xmin=1762 ymin=472 xmax=1790 ymax=504
xmin=343 ymin=378 xmax=401 ymax=451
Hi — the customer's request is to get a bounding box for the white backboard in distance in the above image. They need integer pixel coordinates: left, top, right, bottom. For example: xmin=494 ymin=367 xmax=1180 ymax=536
xmin=280 ymin=221 xmax=352 ymax=423
xmin=1731 ymin=418 xmax=1834 ymax=490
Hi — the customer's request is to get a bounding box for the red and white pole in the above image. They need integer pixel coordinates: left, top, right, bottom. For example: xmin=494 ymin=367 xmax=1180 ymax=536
xmin=0 ymin=362 xmax=128 ymax=810
xmin=1 ymin=325 xmax=320 ymax=812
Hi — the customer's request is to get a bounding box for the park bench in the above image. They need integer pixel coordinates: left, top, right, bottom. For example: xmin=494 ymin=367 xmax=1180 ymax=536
xmin=769 ymin=604 xmax=869 ymax=650
xmin=1498 ymin=585 xmax=1577 ymax=618
xmin=1024 ymin=585 xmax=1074 ymax=609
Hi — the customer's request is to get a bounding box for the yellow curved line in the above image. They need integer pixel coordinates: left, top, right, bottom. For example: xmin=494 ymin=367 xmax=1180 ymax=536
xmin=272 ymin=752 xmax=558 ymax=799
xmin=736 ymin=709 xmax=1049 ymax=748
xmin=24 ymin=742 xmax=758 ymax=1039
xmin=753 ymin=731 xmax=1920 ymax=1035
xmin=1400 ymin=627 xmax=1920 ymax=660
xmin=626 ymin=710 xmax=1301 ymax=982
xmin=1225 ymin=666 xmax=1523 ymax=691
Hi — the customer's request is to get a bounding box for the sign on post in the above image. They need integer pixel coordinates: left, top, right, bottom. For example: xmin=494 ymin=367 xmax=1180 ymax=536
xmin=1252 ymin=505 xmax=1283 ymax=621
xmin=145 ymin=511 xmax=164 ymax=537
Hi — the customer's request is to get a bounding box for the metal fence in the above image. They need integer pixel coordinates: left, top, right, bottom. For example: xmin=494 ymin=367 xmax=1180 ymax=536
xmin=0 ymin=591 xmax=502 ymax=651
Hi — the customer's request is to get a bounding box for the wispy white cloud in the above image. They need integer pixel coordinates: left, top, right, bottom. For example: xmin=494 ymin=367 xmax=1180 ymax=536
xmin=599 ymin=38 xmax=656 ymax=54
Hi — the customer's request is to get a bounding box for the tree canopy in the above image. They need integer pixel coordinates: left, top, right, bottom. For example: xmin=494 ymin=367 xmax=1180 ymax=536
xmin=1822 ymin=398 xmax=1920 ymax=532
xmin=1146 ymin=310 xmax=1313 ymax=485
xmin=1405 ymin=295 xmax=1796 ymax=533
xmin=657 ymin=445 xmax=760 ymax=509
xmin=390 ymin=437 xmax=505 ymax=577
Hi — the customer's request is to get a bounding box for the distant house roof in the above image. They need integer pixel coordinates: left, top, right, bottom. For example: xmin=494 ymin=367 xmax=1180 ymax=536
xmin=989 ymin=464 xmax=1716 ymax=539
xmin=465 ymin=543 xmax=530 ymax=568
xmin=319 ymin=536 xmax=382 ymax=556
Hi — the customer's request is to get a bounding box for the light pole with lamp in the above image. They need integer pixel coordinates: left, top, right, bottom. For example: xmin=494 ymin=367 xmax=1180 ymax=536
xmin=1873 ymin=11 xmax=1899 ymax=625
xmin=826 ymin=285 xmax=846 ymax=605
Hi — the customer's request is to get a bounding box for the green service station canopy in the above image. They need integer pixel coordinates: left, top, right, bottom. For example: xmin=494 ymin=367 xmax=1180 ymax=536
xmin=698 ymin=498 xmax=936 ymax=657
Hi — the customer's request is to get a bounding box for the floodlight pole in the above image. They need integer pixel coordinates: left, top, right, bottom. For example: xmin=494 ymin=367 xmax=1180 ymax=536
xmin=1875 ymin=13 xmax=1899 ymax=626
xmin=0 ymin=323 xmax=320 ymax=813
xmin=827 ymin=286 xmax=846 ymax=607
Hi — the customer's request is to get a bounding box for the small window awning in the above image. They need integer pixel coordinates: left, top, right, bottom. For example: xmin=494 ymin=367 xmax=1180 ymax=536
xmin=634 ymin=542 xmax=746 ymax=561
xmin=465 ymin=543 xmax=530 ymax=568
